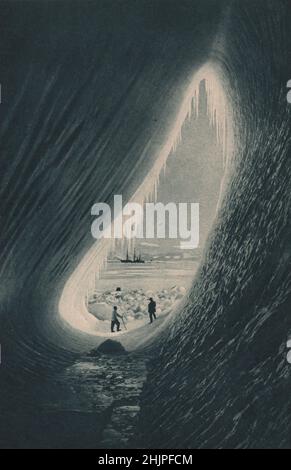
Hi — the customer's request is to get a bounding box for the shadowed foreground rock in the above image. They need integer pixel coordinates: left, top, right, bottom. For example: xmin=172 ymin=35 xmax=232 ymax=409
xmin=89 ymin=340 xmax=127 ymax=356
xmin=39 ymin=353 xmax=147 ymax=448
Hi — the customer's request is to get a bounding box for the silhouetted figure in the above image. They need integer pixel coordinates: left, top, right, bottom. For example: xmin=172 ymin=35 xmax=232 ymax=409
xmin=111 ymin=306 xmax=122 ymax=333
xmin=115 ymin=287 xmax=122 ymax=300
xmin=148 ymin=297 xmax=157 ymax=324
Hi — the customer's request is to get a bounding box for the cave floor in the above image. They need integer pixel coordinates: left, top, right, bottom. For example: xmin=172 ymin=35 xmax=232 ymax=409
xmin=39 ymin=351 xmax=148 ymax=449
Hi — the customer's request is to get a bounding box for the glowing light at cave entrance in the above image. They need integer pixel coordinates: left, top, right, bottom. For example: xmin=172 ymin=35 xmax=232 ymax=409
xmin=59 ymin=63 xmax=234 ymax=336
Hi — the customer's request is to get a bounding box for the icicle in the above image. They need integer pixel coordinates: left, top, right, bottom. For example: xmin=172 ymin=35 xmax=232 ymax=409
xmin=59 ymin=62 xmax=233 ymax=335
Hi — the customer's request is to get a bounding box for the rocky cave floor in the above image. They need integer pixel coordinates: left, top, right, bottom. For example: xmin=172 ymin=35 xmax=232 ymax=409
xmin=41 ymin=349 xmax=149 ymax=449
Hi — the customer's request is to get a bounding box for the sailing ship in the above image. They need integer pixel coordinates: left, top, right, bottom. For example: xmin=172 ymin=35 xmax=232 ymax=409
xmin=120 ymin=248 xmax=145 ymax=264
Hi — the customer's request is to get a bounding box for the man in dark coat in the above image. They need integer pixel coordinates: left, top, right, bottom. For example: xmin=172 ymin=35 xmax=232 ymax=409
xmin=148 ymin=297 xmax=157 ymax=324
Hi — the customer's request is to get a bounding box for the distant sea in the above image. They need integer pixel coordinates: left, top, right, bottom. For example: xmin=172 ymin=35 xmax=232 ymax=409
xmin=97 ymin=259 xmax=199 ymax=292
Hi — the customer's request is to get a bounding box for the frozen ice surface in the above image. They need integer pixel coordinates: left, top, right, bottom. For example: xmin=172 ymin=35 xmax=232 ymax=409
xmin=88 ymin=285 xmax=187 ymax=335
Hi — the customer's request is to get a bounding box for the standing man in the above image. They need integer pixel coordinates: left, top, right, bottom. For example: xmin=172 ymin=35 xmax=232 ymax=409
xmin=148 ymin=297 xmax=157 ymax=324
xmin=111 ymin=306 xmax=122 ymax=333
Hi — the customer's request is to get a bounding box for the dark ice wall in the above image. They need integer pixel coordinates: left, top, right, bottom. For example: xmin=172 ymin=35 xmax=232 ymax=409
xmin=0 ymin=0 xmax=290 ymax=449
xmin=138 ymin=0 xmax=291 ymax=449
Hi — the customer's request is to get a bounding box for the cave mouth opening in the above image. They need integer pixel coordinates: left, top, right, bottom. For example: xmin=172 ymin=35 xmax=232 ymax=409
xmin=59 ymin=63 xmax=233 ymax=346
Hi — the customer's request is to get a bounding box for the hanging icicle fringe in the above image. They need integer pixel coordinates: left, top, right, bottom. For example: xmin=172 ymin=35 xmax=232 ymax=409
xmin=59 ymin=63 xmax=234 ymax=334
